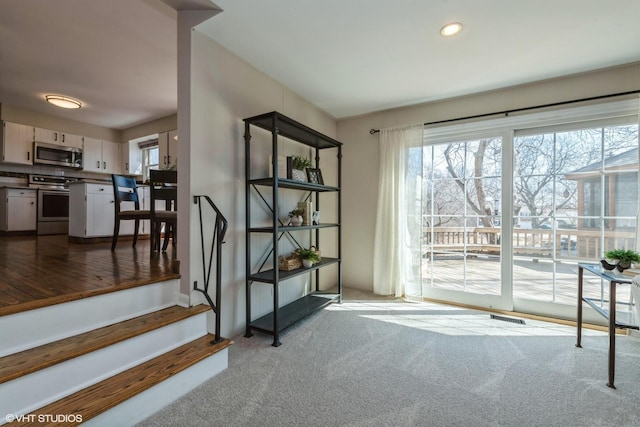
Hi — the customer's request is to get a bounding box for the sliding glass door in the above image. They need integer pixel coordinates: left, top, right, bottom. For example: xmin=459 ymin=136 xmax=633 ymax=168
xmin=412 ymin=104 xmax=638 ymax=318
xmin=512 ymin=122 xmax=638 ymax=316
xmin=416 ymin=136 xmax=509 ymax=308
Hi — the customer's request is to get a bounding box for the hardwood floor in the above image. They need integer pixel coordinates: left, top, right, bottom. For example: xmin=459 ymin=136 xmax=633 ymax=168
xmin=0 ymin=235 xmax=179 ymax=316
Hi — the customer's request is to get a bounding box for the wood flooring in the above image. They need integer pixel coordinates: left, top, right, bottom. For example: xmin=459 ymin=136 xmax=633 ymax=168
xmin=0 ymin=235 xmax=179 ymax=316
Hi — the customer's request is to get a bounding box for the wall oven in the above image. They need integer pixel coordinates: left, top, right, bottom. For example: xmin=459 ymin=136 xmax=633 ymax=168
xmin=33 ymin=141 xmax=83 ymax=169
xmin=29 ymin=175 xmax=78 ymax=235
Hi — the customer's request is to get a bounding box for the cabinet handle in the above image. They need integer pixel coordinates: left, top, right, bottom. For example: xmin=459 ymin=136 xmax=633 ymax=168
xmin=54 ymin=132 xmax=58 ymax=142
xmin=99 ymin=188 xmax=104 ymax=191
xmin=62 ymin=134 xmax=66 ymax=143
xmin=27 ymin=152 xmax=30 ymax=161
xmin=31 ymin=201 xmax=34 ymax=205
xmin=97 ymin=161 xmax=100 ymax=169
xmin=163 ymin=156 xmax=167 ymax=165
xmin=125 ymin=162 xmax=129 ymax=170
xmin=103 ymin=161 xmax=106 ymax=169
xmin=167 ymin=155 xmax=171 ymax=165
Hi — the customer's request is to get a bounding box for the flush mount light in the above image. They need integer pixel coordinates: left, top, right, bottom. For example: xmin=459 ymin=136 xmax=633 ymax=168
xmin=45 ymin=95 xmax=82 ymax=109
xmin=440 ymin=22 xmax=463 ymax=37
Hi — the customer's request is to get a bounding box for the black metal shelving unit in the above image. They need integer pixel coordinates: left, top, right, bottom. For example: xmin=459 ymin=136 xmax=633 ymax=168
xmin=244 ymin=111 xmax=342 ymax=347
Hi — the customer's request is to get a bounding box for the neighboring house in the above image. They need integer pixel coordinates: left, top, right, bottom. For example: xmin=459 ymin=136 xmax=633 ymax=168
xmin=564 ymin=148 xmax=638 ymax=257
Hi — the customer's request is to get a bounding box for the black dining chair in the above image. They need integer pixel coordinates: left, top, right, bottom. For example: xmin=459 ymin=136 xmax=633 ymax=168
xmin=111 ymin=174 xmax=151 ymax=251
xmin=149 ymin=169 xmax=178 ymax=254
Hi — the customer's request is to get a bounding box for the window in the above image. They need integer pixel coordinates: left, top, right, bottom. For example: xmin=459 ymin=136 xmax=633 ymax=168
xmin=142 ymin=145 xmax=159 ymax=181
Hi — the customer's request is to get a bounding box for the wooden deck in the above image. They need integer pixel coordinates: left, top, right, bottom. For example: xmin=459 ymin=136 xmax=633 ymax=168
xmin=424 ymin=255 xmax=637 ymax=308
xmin=0 ymin=235 xmax=178 ymax=316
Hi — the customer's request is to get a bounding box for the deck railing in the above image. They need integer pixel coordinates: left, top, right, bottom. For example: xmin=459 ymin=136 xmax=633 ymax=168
xmin=423 ymin=226 xmax=636 ymax=259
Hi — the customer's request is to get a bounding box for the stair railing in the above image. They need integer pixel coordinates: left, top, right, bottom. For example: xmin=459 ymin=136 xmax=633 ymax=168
xmin=193 ymin=195 xmax=228 ymax=344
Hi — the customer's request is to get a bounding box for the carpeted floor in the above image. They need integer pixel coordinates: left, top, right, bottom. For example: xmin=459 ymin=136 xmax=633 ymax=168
xmin=138 ymin=297 xmax=640 ymax=427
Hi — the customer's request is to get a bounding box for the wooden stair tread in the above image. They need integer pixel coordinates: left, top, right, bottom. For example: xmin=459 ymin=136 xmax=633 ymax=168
xmin=12 ymin=334 xmax=232 ymax=426
xmin=0 ymin=304 xmax=210 ymax=384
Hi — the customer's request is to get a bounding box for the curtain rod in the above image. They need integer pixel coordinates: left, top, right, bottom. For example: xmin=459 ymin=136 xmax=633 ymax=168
xmin=368 ymin=89 xmax=640 ymax=135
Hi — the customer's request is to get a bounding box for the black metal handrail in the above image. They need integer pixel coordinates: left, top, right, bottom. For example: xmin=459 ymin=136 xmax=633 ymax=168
xmin=193 ymin=195 xmax=229 ymax=344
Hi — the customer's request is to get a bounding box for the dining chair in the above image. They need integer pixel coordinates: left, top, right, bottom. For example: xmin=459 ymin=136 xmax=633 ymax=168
xmin=149 ymin=169 xmax=178 ymax=254
xmin=111 ymin=174 xmax=151 ymax=251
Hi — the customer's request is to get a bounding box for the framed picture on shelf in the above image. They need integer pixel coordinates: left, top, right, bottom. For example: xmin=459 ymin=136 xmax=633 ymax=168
xmin=306 ymin=168 xmax=324 ymax=185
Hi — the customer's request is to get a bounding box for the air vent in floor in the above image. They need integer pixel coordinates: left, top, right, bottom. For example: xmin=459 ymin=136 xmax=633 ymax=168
xmin=490 ymin=314 xmax=526 ymax=325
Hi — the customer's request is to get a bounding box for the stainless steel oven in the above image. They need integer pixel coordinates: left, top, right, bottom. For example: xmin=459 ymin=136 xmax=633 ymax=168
xmin=29 ymin=175 xmax=78 ymax=235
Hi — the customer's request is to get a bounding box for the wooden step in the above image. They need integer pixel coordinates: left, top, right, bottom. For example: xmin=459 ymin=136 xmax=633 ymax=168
xmin=0 ymin=305 xmax=210 ymax=384
xmin=10 ymin=334 xmax=232 ymax=426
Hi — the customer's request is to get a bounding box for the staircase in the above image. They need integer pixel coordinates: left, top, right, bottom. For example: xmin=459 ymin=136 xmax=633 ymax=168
xmin=0 ymin=279 xmax=232 ymax=426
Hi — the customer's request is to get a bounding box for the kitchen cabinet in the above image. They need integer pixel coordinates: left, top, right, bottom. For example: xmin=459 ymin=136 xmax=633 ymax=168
xmin=0 ymin=188 xmax=37 ymax=232
xmin=69 ymin=182 xmax=148 ymax=238
xmin=34 ymin=127 xmax=83 ymax=148
xmin=158 ymin=130 xmax=178 ymax=170
xmin=83 ymin=137 xmax=121 ymax=174
xmin=121 ymin=140 xmax=143 ymax=176
xmin=1 ymin=121 xmax=34 ymax=165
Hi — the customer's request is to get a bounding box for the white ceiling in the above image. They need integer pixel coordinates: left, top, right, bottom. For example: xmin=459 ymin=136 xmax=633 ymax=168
xmin=1 ymin=0 xmax=640 ymax=131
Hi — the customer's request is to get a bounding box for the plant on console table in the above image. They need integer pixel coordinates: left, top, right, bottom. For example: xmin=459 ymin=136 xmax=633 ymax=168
xmin=291 ymin=155 xmax=311 ymax=182
xmin=602 ymin=249 xmax=640 ymax=272
xmin=296 ymin=247 xmax=321 ymax=268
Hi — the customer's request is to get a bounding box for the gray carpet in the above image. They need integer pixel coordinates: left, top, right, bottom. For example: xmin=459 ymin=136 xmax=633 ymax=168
xmin=138 ymin=300 xmax=640 ymax=427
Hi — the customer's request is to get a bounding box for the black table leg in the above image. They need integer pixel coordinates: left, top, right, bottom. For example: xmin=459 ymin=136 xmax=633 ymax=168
xmin=576 ymin=266 xmax=583 ymax=348
xmin=607 ymin=279 xmax=616 ymax=389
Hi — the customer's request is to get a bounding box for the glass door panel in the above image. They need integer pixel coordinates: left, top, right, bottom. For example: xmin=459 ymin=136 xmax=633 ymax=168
xmin=514 ymin=123 xmax=638 ymax=307
xmin=421 ymin=137 xmax=502 ymax=300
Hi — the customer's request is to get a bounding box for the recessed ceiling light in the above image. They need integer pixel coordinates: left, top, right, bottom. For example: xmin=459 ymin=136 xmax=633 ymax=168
xmin=45 ymin=95 xmax=82 ymax=109
xmin=440 ymin=22 xmax=463 ymax=37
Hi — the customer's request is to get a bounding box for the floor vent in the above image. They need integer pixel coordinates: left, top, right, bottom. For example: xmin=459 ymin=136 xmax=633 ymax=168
xmin=490 ymin=314 xmax=526 ymax=325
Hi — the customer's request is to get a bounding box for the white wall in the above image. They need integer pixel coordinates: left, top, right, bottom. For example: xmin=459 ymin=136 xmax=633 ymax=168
xmin=188 ymin=30 xmax=337 ymax=338
xmin=337 ymin=62 xmax=640 ymax=292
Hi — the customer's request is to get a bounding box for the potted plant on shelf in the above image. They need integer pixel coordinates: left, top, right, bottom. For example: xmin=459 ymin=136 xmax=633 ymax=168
xmin=602 ymin=249 xmax=640 ymax=272
xmin=288 ymin=208 xmax=305 ymax=227
xmin=291 ymin=155 xmax=311 ymax=182
xmin=296 ymin=247 xmax=321 ymax=268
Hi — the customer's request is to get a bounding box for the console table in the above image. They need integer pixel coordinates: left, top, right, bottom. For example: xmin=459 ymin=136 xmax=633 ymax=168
xmin=576 ymin=263 xmax=639 ymax=388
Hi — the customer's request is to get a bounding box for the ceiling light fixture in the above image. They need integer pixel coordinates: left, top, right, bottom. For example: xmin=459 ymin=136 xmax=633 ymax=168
xmin=45 ymin=95 xmax=82 ymax=109
xmin=440 ymin=22 xmax=463 ymax=37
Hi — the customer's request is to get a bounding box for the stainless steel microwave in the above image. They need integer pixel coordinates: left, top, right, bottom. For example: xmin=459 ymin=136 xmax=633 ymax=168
xmin=33 ymin=141 xmax=83 ymax=169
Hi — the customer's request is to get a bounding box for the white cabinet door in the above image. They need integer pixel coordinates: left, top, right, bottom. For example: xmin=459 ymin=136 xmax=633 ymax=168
xmin=34 ymin=128 xmax=81 ymax=147
xmin=121 ymin=141 xmax=143 ymax=175
xmin=83 ymin=137 xmax=103 ymax=172
xmin=101 ymin=140 xmax=120 ymax=174
xmin=158 ymin=130 xmax=178 ymax=170
xmin=86 ymin=186 xmax=114 ymax=237
xmin=167 ymin=130 xmax=178 ymax=169
xmin=5 ymin=189 xmax=37 ymax=231
xmin=83 ymin=138 xmax=120 ymax=174
xmin=86 ymin=187 xmax=110 ymax=237
xmin=2 ymin=122 xmax=34 ymax=165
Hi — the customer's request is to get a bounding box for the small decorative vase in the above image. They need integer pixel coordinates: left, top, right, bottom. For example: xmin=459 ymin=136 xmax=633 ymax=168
xmin=617 ymin=260 xmax=631 ymax=272
xmin=601 ymin=259 xmax=618 ymax=271
xmin=292 ymin=169 xmax=306 ymax=182
xmin=290 ymin=215 xmax=303 ymax=227
xmin=302 ymin=259 xmax=313 ymax=268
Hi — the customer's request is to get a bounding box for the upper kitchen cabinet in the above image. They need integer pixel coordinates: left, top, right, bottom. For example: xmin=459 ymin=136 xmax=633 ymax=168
xmin=158 ymin=130 xmax=178 ymax=170
xmin=121 ymin=141 xmax=143 ymax=176
xmin=1 ymin=121 xmax=34 ymax=165
xmin=34 ymin=127 xmax=83 ymax=148
xmin=83 ymin=137 xmax=120 ymax=174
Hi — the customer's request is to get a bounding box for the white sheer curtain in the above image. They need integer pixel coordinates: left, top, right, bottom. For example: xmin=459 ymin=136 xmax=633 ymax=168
xmin=373 ymin=124 xmax=424 ymax=297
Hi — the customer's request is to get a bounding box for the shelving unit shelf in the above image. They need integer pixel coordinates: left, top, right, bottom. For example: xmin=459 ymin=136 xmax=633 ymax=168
xmin=244 ymin=111 xmax=342 ymax=346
